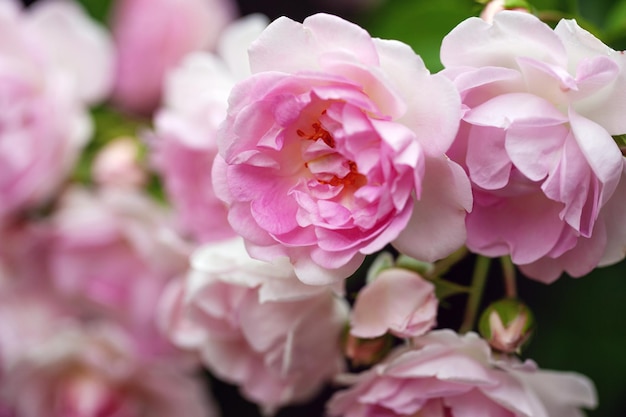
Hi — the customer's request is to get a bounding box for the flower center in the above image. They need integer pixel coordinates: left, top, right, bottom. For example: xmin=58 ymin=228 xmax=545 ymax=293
xmin=297 ymin=122 xmax=334 ymax=148
xmin=297 ymin=121 xmax=366 ymax=189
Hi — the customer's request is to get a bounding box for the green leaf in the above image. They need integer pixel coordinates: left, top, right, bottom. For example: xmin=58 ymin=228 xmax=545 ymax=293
xmin=613 ymin=134 xmax=626 ymax=148
xmin=75 ymin=0 xmax=114 ymax=24
xmin=360 ymin=0 xmax=477 ymax=72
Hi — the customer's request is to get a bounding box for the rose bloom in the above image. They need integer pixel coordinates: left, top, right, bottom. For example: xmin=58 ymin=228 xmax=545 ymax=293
xmin=1 ymin=322 xmax=216 ymax=417
xmin=151 ymin=15 xmax=268 ymax=244
xmin=160 ymin=237 xmax=349 ymax=412
xmin=110 ymin=0 xmax=237 ymax=115
xmin=328 ymin=330 xmax=597 ymax=417
xmin=350 ymin=267 xmax=438 ymax=339
xmin=47 ymin=186 xmax=190 ymax=358
xmin=0 ymin=0 xmax=113 ymax=226
xmin=441 ymin=11 xmax=626 ymax=282
xmin=215 ymin=13 xmax=471 ymax=285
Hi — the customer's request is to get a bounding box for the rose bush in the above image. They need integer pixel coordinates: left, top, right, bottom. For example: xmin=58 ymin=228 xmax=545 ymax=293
xmin=215 ymin=13 xmax=472 ymax=285
xmin=442 ymin=11 xmax=626 ymax=282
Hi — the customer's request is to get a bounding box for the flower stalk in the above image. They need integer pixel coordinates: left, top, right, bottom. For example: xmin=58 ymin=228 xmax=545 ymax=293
xmin=500 ymin=256 xmax=517 ymax=299
xmin=459 ymin=255 xmax=491 ymax=333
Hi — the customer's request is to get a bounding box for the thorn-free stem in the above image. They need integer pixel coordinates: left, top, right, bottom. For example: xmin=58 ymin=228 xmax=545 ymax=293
xmin=501 ymin=256 xmax=517 ymax=299
xmin=459 ymin=255 xmax=491 ymax=333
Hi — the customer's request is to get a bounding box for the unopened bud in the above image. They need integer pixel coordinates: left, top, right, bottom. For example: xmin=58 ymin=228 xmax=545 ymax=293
xmin=480 ymin=0 xmax=531 ymax=23
xmin=478 ymin=299 xmax=535 ymax=353
xmin=343 ymin=332 xmax=393 ymax=367
xmin=92 ymin=137 xmax=147 ymax=189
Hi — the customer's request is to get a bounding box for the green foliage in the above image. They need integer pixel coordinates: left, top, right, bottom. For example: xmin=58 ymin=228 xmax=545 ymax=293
xmin=360 ymin=0 xmax=477 ymax=72
xmin=75 ymin=0 xmax=113 ymax=23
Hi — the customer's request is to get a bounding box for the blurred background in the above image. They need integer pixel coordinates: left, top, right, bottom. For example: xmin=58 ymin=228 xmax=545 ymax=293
xmin=15 ymin=0 xmax=626 ymax=416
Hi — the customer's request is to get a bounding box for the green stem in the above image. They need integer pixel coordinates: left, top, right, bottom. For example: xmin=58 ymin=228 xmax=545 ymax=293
xmin=430 ymin=246 xmax=469 ymax=278
xmin=459 ymin=256 xmax=491 ymax=333
xmin=500 ymin=256 xmax=517 ymax=299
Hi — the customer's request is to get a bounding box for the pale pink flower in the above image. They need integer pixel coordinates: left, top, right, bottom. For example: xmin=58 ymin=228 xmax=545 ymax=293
xmin=151 ymin=15 xmax=268 ymax=243
xmin=0 ymin=0 xmax=113 ymax=225
xmin=92 ymin=137 xmax=147 ymax=189
xmin=160 ymin=237 xmax=348 ymax=412
xmin=215 ymin=13 xmax=471 ymax=285
xmin=441 ymin=12 xmax=626 ymax=282
xmin=47 ymin=186 xmax=190 ymax=358
xmin=2 ymin=323 xmax=217 ymax=417
xmin=328 ymin=330 xmax=597 ymax=417
xmin=350 ymin=267 xmax=437 ymax=339
xmin=110 ymin=0 xmax=237 ymax=115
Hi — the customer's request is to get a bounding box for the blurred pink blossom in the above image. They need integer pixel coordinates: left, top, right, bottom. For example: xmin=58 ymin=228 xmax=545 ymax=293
xmin=151 ymin=15 xmax=268 ymax=243
xmin=2 ymin=322 xmax=216 ymax=417
xmin=47 ymin=186 xmax=190 ymax=358
xmin=328 ymin=330 xmax=597 ymax=417
xmin=442 ymin=12 xmax=626 ymax=282
xmin=215 ymin=13 xmax=472 ymax=285
xmin=0 ymin=220 xmax=52 ymax=289
xmin=0 ymin=287 xmax=73 ymax=372
xmin=161 ymin=237 xmax=348 ymax=412
xmin=350 ymin=267 xmax=437 ymax=339
xmin=92 ymin=137 xmax=147 ymax=189
xmin=110 ymin=0 xmax=237 ymax=115
xmin=0 ymin=0 xmax=114 ymax=226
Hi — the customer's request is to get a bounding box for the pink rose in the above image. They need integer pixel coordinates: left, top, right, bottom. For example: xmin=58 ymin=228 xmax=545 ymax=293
xmin=151 ymin=15 xmax=268 ymax=243
xmin=2 ymin=323 xmax=216 ymax=417
xmin=0 ymin=0 xmax=113 ymax=225
xmin=215 ymin=13 xmax=471 ymax=285
xmin=350 ymin=267 xmax=437 ymax=339
xmin=110 ymin=0 xmax=237 ymax=115
xmin=441 ymin=12 xmax=626 ymax=282
xmin=328 ymin=330 xmax=597 ymax=417
xmin=161 ymin=237 xmax=348 ymax=412
xmin=47 ymin=187 xmax=190 ymax=358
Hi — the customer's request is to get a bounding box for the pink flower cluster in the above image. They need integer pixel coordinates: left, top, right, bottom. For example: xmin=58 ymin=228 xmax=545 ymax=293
xmin=0 ymin=0 xmax=623 ymax=416
xmin=0 ymin=0 xmax=112 ymax=226
xmin=328 ymin=330 xmax=597 ymax=417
